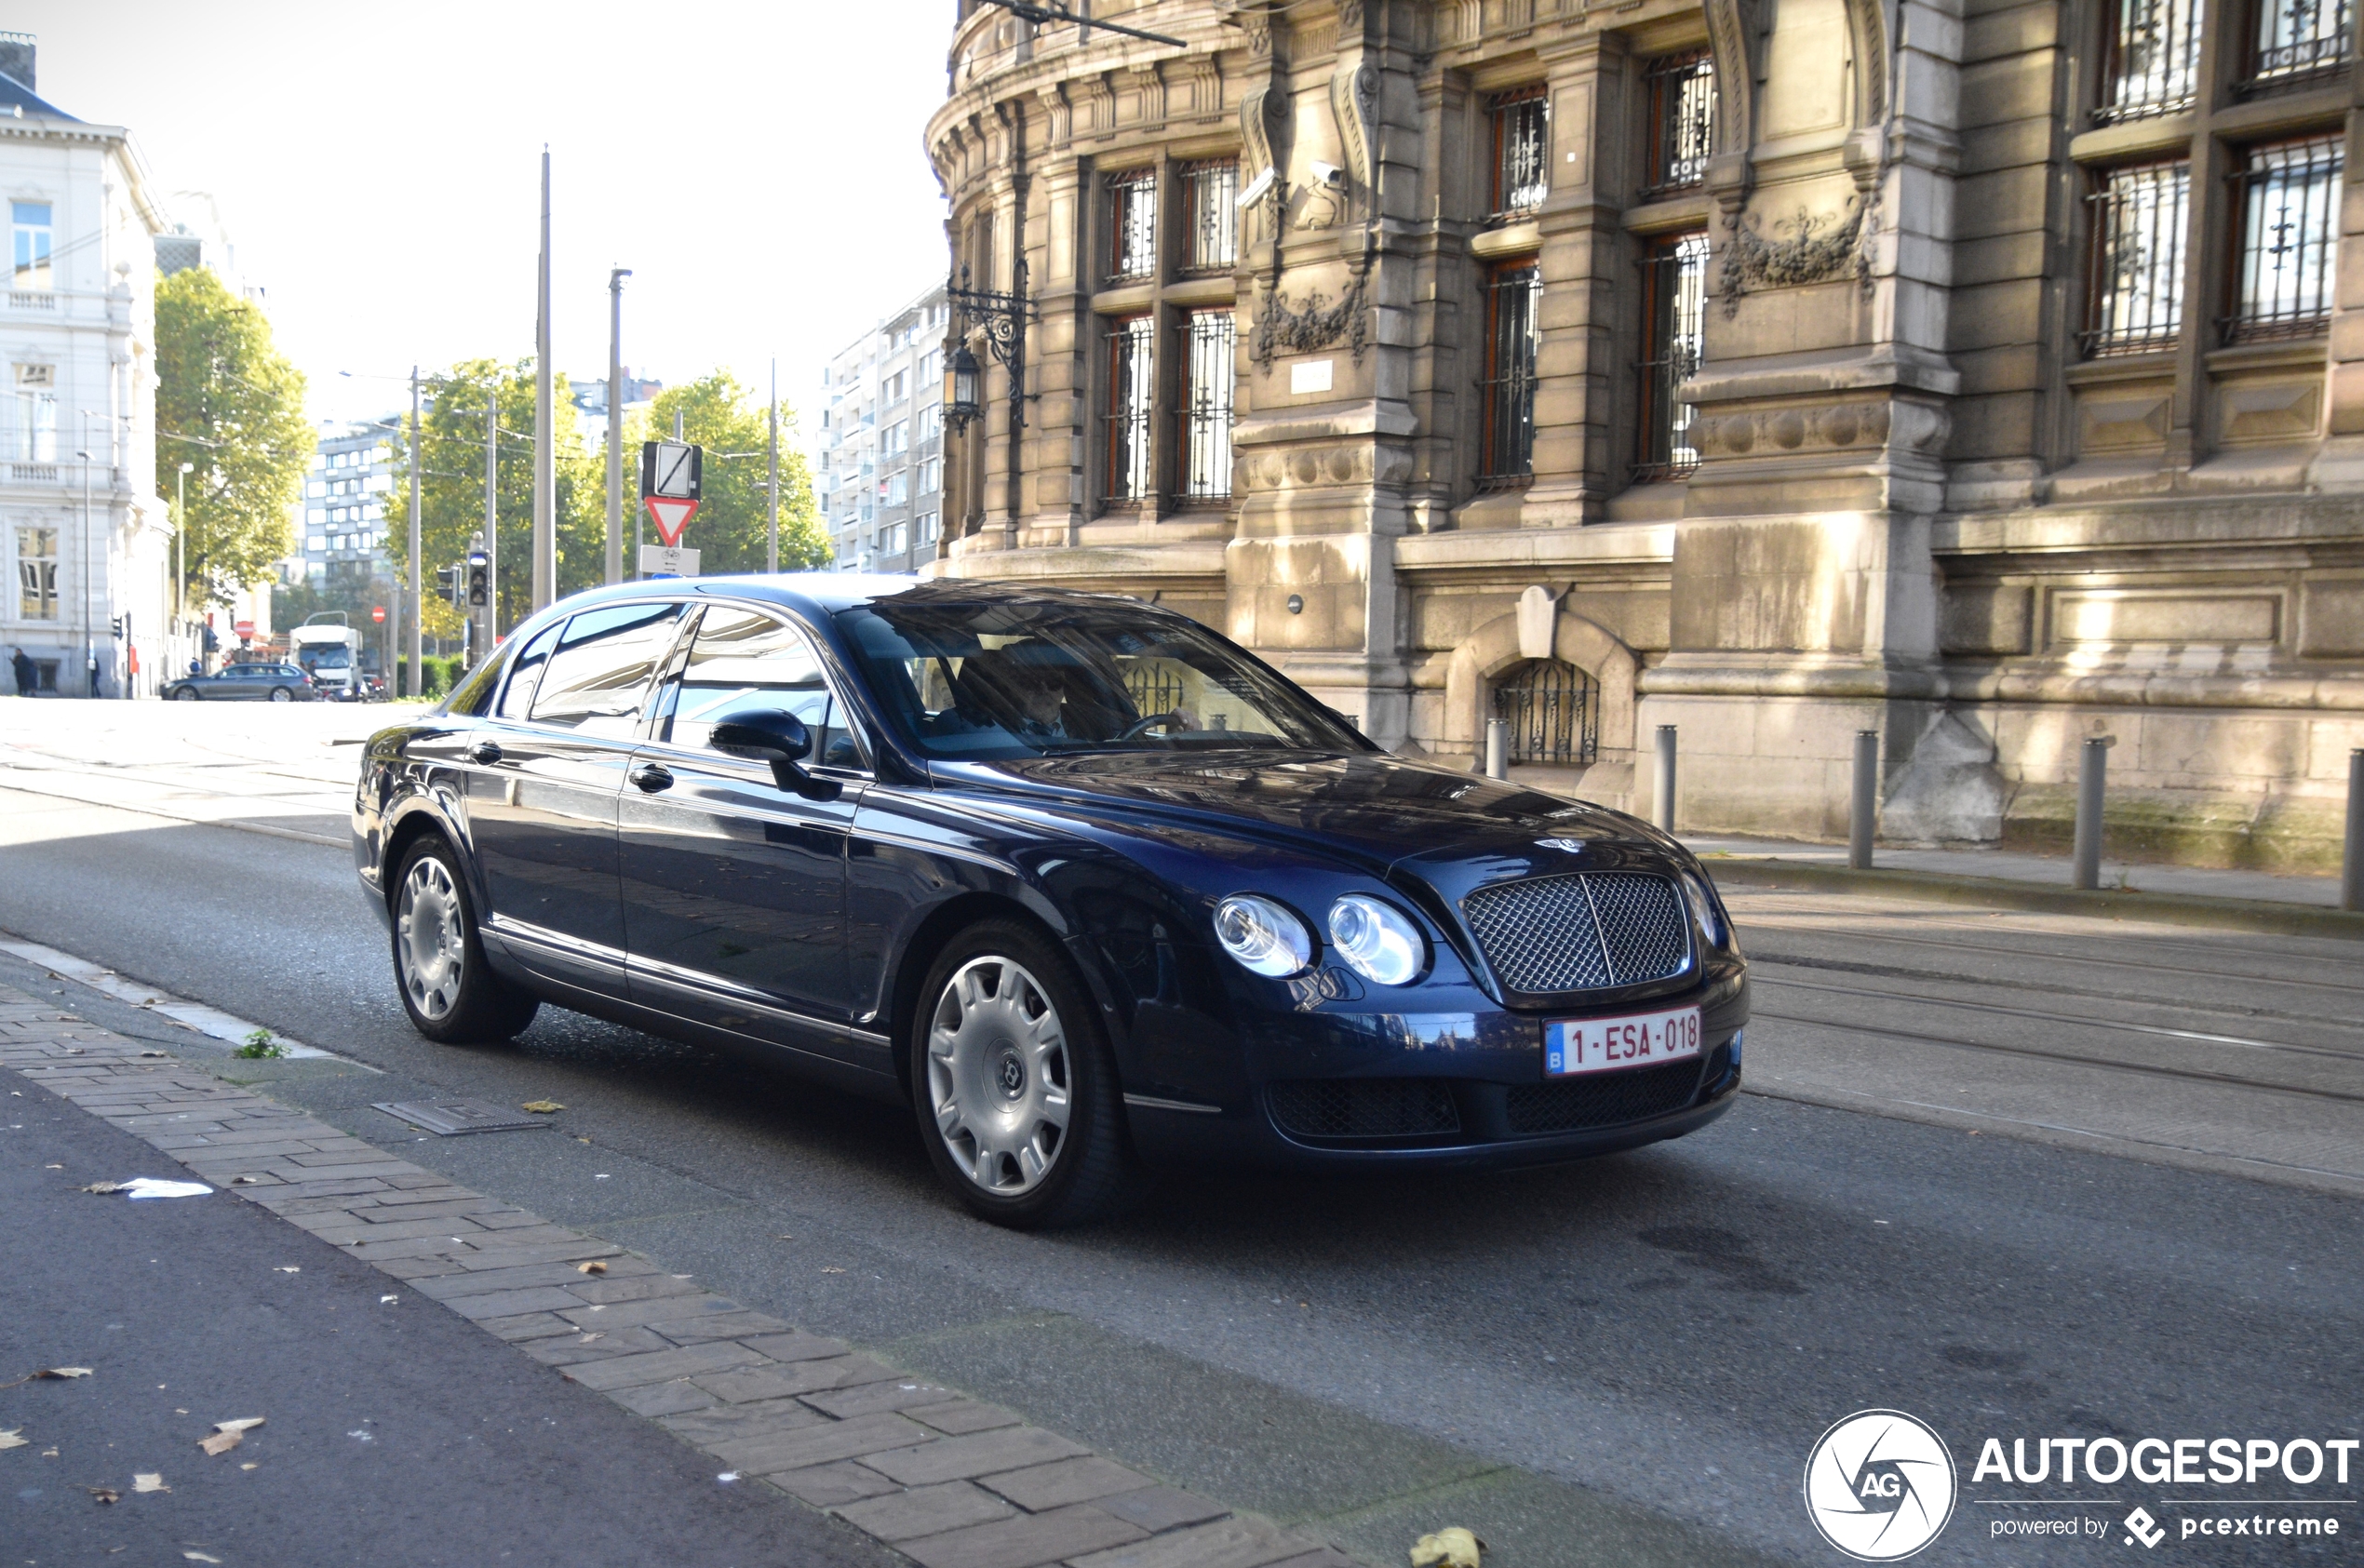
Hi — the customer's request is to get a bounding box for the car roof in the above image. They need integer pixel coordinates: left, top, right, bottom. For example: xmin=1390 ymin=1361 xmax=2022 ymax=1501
xmin=518 ymin=572 xmax=1162 ymax=625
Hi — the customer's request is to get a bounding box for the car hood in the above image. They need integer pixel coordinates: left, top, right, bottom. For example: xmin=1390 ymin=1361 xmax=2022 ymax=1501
xmin=932 ymin=750 xmax=1682 ymax=884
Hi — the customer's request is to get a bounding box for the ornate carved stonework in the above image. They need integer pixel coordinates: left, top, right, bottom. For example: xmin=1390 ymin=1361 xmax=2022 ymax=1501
xmin=1689 ymin=399 xmax=1951 ymax=460
xmin=1718 ymin=199 xmax=1865 ymax=316
xmin=1251 ymin=273 xmax=1370 ymax=368
xmin=1329 ymin=63 xmax=1377 ymax=214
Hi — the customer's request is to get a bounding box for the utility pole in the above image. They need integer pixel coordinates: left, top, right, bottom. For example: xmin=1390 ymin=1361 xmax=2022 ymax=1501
xmin=484 ymin=396 xmax=499 ymax=647
xmin=407 ymin=366 xmax=423 ymax=699
xmin=767 ymin=358 xmax=780 ymax=574
xmin=174 ymin=461 xmax=192 ymax=624
xmin=532 ymin=147 xmax=555 ymax=611
xmin=606 ymin=267 xmax=630 ymax=585
xmin=79 ymin=410 xmax=94 ymax=698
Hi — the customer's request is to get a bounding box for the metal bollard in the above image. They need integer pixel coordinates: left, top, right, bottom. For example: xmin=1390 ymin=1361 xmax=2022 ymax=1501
xmin=1484 ymin=718 xmax=1509 ymax=782
xmin=1849 ymin=730 xmax=1879 ymax=870
xmin=1654 ymin=724 xmax=1679 ymax=833
xmin=2072 ymin=735 xmax=2112 ymax=891
xmin=2343 ymin=748 xmax=2363 ymax=914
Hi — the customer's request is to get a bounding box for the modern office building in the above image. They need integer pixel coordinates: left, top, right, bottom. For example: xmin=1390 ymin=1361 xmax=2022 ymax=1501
xmin=923 ymin=0 xmax=2364 ymax=868
xmin=290 ymin=422 xmax=397 ymax=594
xmin=0 ymin=34 xmax=176 ymax=698
xmin=815 ymin=285 xmax=948 ymax=573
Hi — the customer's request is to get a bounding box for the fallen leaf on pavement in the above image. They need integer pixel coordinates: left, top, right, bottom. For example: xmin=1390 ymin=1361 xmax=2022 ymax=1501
xmin=577 ymin=1260 xmax=606 ymax=1275
xmin=132 ymin=1472 xmax=168 ymax=1494
xmin=122 ymin=1178 xmax=212 ymax=1200
xmin=1410 ymin=1529 xmax=1484 ymax=1568
xmin=34 ymin=1367 xmax=92 ymax=1379
xmin=139 ymin=1050 xmax=168 ymax=1058
xmin=186 ymin=1554 xmax=223 ymax=1564
xmin=212 ymin=1418 xmax=265 ymax=1435
xmin=274 ymin=1266 xmax=300 ymax=1274
xmin=0 ymin=1428 xmax=26 ymax=1451
xmin=197 ymin=1431 xmax=242 ymax=1457
xmin=81 ymin=1182 xmax=125 ymax=1194
xmin=520 ymin=1100 xmax=564 ymax=1113
xmin=87 ymin=1486 xmax=119 ymax=1504
xmin=379 ymin=1294 xmax=398 ymax=1305
xmin=43 ymin=1163 xmax=60 ymax=1170
xmin=239 ymin=1462 xmax=257 ymax=1471
xmin=820 ymin=1267 xmax=846 ymax=1275
xmin=230 ymin=1175 xmax=261 ymax=1185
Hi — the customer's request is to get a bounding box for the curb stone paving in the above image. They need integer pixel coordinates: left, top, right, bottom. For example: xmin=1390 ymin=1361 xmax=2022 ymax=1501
xmin=0 ymin=982 xmax=1363 ymax=1568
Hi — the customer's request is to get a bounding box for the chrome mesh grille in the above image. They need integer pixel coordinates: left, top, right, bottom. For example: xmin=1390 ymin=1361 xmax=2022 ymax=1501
xmin=1459 ymin=872 xmax=1689 ymax=993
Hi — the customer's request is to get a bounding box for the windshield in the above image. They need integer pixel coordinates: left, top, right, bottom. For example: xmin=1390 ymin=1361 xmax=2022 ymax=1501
xmin=836 ymin=596 xmax=1365 ymax=761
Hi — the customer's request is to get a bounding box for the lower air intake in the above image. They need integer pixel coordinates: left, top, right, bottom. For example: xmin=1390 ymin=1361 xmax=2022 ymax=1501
xmin=1503 ymin=1058 xmax=1703 ymax=1134
xmin=1267 ymin=1079 xmax=1461 ymax=1140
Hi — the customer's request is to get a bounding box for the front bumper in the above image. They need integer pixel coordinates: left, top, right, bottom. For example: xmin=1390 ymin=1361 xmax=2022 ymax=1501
xmin=1117 ymin=957 xmax=1747 ymax=1173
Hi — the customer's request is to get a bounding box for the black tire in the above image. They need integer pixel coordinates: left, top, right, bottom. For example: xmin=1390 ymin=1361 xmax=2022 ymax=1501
xmin=269 ymin=686 xmax=293 ymax=703
xmin=173 ymin=689 xmax=198 ymax=701
xmin=390 ymin=836 xmax=541 ymax=1044
xmin=909 ymin=918 xmax=1137 ymax=1229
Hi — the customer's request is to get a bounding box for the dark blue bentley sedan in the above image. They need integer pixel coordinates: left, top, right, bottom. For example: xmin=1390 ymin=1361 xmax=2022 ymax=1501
xmin=354 ymin=576 xmax=1746 ymax=1227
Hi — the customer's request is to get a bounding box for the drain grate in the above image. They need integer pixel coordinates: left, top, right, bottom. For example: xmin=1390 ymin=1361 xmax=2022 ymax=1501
xmin=370 ymin=1099 xmax=549 ymax=1136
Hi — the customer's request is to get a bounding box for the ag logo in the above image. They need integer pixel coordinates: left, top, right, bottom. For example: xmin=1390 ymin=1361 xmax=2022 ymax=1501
xmin=1804 ymin=1409 xmax=1958 ymax=1561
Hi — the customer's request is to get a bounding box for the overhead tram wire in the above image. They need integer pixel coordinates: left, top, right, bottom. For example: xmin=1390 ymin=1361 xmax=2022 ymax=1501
xmin=972 ymin=0 xmax=1188 ymax=49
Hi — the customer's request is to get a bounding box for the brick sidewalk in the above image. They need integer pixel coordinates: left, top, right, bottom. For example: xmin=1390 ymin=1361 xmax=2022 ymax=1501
xmin=0 ymin=983 xmax=1360 ymax=1568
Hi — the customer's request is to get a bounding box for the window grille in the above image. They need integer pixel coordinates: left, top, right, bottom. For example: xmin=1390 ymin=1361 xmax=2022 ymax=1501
xmin=1181 ymin=160 xmax=1238 ymax=272
xmin=1479 ymin=263 xmax=1542 ymax=488
xmin=1488 ymin=87 xmax=1551 ymax=219
xmin=2082 ymin=161 xmax=2189 ymax=355
xmin=2227 ymin=136 xmax=2343 ymax=341
xmin=1177 ymin=310 xmax=1235 ymax=503
xmin=1124 ymin=661 xmax=1188 ymax=717
xmin=1103 ymin=315 xmax=1156 ymax=504
xmin=1492 ymin=659 xmax=1598 ymax=766
xmin=2253 ymin=0 xmax=2351 ymax=80
xmin=1107 ymin=168 xmax=1157 ymax=282
xmin=1642 ymin=53 xmax=1715 ymax=195
xmin=2098 ymin=0 xmax=2203 ymax=121
xmin=1634 ymin=232 xmax=1711 ymax=483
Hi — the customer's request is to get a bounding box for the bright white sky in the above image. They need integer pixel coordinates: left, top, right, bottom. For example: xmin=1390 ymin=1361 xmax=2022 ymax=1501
xmin=22 ymin=0 xmax=952 ymax=446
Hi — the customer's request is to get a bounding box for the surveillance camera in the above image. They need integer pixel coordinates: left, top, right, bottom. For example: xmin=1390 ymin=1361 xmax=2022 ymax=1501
xmin=1310 ymin=160 xmax=1344 ymax=187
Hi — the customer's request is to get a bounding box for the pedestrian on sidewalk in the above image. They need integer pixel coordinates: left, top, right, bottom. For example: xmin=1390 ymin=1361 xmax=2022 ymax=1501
xmin=9 ymin=646 xmax=34 ymax=697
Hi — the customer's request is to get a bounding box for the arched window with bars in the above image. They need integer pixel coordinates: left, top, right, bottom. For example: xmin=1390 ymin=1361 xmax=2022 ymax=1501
xmin=1490 ymin=658 xmax=1599 ymax=766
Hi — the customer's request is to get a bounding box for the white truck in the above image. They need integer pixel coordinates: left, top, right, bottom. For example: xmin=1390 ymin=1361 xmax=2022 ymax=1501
xmin=289 ymin=616 xmax=368 ymax=702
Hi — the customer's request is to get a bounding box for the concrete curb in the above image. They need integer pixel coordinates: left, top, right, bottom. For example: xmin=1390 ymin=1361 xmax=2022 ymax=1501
xmin=1700 ymin=856 xmax=2364 ymax=942
xmin=0 ymin=985 xmax=1364 ymax=1568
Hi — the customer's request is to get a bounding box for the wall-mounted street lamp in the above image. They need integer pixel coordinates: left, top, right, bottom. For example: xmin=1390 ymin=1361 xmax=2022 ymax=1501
xmin=944 ymin=260 xmax=1036 ymax=435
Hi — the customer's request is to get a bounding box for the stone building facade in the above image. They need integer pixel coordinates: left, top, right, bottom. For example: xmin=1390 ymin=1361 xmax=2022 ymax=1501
xmin=923 ymin=0 xmax=2364 ymax=868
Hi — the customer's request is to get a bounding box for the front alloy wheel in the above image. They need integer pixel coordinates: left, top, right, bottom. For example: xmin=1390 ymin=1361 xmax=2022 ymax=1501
xmin=927 ymin=955 xmax=1071 ymax=1194
xmin=911 ymin=920 xmax=1136 ymax=1228
xmin=269 ymin=686 xmax=293 ymax=703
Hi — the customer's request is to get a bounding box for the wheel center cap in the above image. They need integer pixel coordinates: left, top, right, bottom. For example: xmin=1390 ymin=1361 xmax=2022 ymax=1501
xmin=993 ymin=1044 xmax=1027 ymax=1101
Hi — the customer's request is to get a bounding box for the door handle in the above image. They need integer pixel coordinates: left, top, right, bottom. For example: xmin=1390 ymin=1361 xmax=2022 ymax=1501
xmin=629 ymin=763 xmax=674 ymax=794
xmin=467 ymin=740 xmax=504 ymax=765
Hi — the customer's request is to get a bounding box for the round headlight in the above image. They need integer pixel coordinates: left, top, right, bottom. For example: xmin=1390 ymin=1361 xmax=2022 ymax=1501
xmin=1326 ymin=894 xmax=1426 ymax=986
xmin=1676 ymin=868 xmax=1730 ymax=949
xmin=1213 ymin=894 xmax=1312 ymax=977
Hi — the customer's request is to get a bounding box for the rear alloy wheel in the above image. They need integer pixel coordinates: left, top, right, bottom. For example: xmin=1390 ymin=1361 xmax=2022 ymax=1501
xmin=392 ymin=838 xmax=539 ymax=1044
xmin=912 ymin=920 xmax=1135 ymax=1228
xmin=269 ymin=686 xmax=293 ymax=703
xmin=174 ymin=689 xmax=199 ymax=702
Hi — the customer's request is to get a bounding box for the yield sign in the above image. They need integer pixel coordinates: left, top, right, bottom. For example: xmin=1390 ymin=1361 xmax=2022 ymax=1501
xmin=644 ymin=495 xmax=699 ymax=545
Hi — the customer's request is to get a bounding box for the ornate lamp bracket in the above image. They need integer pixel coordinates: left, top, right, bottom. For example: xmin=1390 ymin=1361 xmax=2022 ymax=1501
xmin=947 ymin=260 xmax=1039 ymax=431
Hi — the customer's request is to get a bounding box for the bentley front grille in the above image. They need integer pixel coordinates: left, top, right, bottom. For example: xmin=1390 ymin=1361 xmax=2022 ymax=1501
xmin=1459 ymin=872 xmax=1689 ymax=993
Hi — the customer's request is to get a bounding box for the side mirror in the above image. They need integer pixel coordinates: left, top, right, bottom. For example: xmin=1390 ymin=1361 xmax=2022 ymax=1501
xmin=708 ymin=708 xmax=837 ymax=801
xmin=710 ymin=708 xmax=812 ymax=763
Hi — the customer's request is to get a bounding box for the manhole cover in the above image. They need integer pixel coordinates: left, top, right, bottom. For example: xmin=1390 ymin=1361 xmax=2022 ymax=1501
xmin=370 ymin=1099 xmax=549 ymax=1136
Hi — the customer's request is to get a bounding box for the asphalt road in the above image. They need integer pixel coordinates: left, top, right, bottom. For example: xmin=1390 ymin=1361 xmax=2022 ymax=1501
xmin=2 ymin=708 xmax=2360 ymax=1565
xmin=0 ymin=1030 xmax=899 ymax=1568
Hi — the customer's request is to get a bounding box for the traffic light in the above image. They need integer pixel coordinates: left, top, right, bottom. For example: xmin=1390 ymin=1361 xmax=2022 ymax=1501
xmin=466 ymin=548 xmax=489 ymax=607
xmin=437 ymin=565 xmax=459 ymax=606
xmin=109 ymin=614 xmax=124 ymax=639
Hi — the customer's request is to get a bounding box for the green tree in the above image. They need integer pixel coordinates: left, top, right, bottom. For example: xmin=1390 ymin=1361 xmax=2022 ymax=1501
xmin=626 ymin=370 xmax=827 ymax=575
xmin=385 ymin=359 xmax=604 ymax=637
xmin=154 ymin=267 xmax=312 ymax=606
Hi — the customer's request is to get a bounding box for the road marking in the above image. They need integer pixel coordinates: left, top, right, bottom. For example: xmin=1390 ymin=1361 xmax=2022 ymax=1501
xmin=0 ymin=934 xmax=351 ymax=1063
